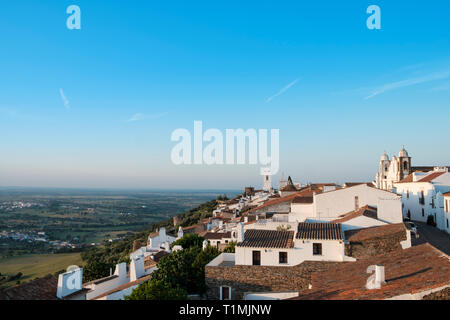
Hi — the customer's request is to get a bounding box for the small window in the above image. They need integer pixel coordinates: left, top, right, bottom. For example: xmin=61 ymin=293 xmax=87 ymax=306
xmin=354 ymin=196 xmax=359 ymax=210
xmin=447 ymin=219 xmax=449 ymax=229
xmin=422 ymin=209 xmax=425 ymax=217
xmin=406 ymin=190 xmax=409 ymax=199
xmin=313 ymin=243 xmax=322 ymax=256
xmin=220 ymin=286 xmax=231 ymax=300
xmin=279 ymin=252 xmax=288 ymax=264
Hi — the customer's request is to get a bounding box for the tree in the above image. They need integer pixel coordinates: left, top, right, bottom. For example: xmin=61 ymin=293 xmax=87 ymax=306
xmin=170 ymin=233 xmax=204 ymax=250
xmin=223 ymin=241 xmax=236 ymax=253
xmin=82 ymin=259 xmax=113 ymax=282
xmin=146 ymin=246 xmax=220 ymax=295
xmin=125 ymin=279 xmax=187 ymax=300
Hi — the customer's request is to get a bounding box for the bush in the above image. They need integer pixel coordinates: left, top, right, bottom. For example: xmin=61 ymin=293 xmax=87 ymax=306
xmin=125 ymin=279 xmax=187 ymax=300
xmin=170 ymin=233 xmax=204 ymax=250
xmin=223 ymin=241 xmax=236 ymax=253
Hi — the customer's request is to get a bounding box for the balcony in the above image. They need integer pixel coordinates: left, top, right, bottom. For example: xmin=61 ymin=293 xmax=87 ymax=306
xmin=206 ymin=253 xmax=235 ymax=267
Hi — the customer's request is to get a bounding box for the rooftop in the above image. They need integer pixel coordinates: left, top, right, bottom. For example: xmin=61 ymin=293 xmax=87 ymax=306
xmin=290 ymin=244 xmax=450 ymax=300
xmin=237 ymin=229 xmax=295 ymax=249
xmin=296 ymin=223 xmax=343 ymax=241
xmin=331 ymin=205 xmax=378 ymax=223
xmin=344 ymin=223 xmax=406 ymax=242
xmin=0 ymin=275 xmax=58 ymax=300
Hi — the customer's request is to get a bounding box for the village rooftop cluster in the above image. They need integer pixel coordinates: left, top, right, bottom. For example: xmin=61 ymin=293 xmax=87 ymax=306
xmin=1 ymin=147 xmax=449 ymax=301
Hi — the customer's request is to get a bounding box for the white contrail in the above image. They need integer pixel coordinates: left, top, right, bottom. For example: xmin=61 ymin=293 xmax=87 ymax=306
xmin=266 ymin=78 xmax=300 ymax=103
xmin=59 ymin=88 xmax=70 ymax=109
xmin=127 ymin=112 xmax=168 ymax=122
xmin=365 ymin=70 xmax=450 ymax=99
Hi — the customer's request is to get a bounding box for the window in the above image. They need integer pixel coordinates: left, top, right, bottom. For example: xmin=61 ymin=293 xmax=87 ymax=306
xmin=403 ymin=161 xmax=408 ymax=170
xmin=422 ymin=208 xmax=425 ymax=217
xmin=313 ymin=243 xmax=322 ymax=256
xmin=252 ymin=250 xmax=261 ymax=266
xmin=419 ymin=191 xmax=425 ymax=205
xmin=220 ymin=286 xmax=231 ymax=300
xmin=279 ymin=252 xmax=288 ymax=264
xmin=354 ymin=196 xmax=359 ymax=210
xmin=447 ymin=219 xmax=449 ymax=229
xmin=406 ymin=190 xmax=409 ymax=199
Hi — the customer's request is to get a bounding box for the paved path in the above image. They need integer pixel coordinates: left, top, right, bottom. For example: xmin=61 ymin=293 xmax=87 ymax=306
xmin=411 ymin=221 xmax=450 ymax=255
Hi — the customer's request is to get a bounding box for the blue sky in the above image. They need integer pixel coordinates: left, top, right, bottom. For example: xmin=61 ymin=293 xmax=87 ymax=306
xmin=0 ymin=0 xmax=449 ymax=189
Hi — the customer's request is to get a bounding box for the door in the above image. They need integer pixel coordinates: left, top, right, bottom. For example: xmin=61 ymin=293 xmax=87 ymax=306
xmin=252 ymin=250 xmax=261 ymax=266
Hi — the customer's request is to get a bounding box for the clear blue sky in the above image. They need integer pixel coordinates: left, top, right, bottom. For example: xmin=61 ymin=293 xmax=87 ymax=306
xmin=0 ymin=1 xmax=449 ymax=189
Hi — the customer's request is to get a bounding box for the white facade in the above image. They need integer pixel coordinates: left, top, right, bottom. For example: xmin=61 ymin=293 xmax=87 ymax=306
xmin=147 ymin=227 xmax=177 ymax=250
xmin=394 ymin=169 xmax=450 ymax=225
xmin=289 ymin=184 xmax=402 ymax=224
xmin=235 ymin=239 xmax=349 ymax=267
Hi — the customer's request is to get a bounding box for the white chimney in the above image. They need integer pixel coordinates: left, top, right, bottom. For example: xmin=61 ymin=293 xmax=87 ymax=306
xmin=164 ymin=241 xmax=170 ymax=252
xmin=160 ymin=227 xmax=166 ymax=238
xmin=203 ymin=240 xmax=208 ymax=250
xmin=366 ymin=264 xmax=386 ymax=290
xmin=244 ymin=216 xmax=248 ymax=223
xmin=114 ymin=262 xmax=128 ymax=283
xmin=237 ymin=222 xmax=245 ymax=243
xmin=219 ymin=220 xmax=224 ymax=229
xmin=177 ymin=226 xmax=184 ymax=239
xmin=130 ymin=256 xmax=145 ymax=282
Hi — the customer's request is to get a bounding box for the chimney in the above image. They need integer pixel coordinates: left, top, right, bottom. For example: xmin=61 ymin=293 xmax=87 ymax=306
xmin=237 ymin=222 xmax=245 ymax=243
xmin=203 ymin=240 xmax=208 ymax=250
xmin=114 ymin=262 xmax=127 ymax=281
xmin=244 ymin=216 xmax=248 ymax=223
xmin=160 ymin=227 xmax=166 ymax=238
xmin=177 ymin=226 xmax=184 ymax=239
xmin=56 ymin=266 xmax=83 ymax=299
xmin=366 ymin=264 xmax=386 ymax=290
xmin=130 ymin=256 xmax=145 ymax=282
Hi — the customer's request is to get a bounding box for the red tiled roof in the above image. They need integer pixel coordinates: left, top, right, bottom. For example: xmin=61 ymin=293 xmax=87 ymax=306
xmin=344 ymin=182 xmax=373 ymax=187
xmin=290 ymin=244 xmax=450 ymax=300
xmin=248 ymin=192 xmax=304 ymax=212
xmin=418 ymin=171 xmax=446 ymax=182
xmin=397 ymin=173 xmax=414 ymax=183
xmin=292 ymin=196 xmax=314 ymax=204
xmin=296 ymin=223 xmax=343 ymax=241
xmin=331 ymin=205 xmax=378 ymax=224
xmin=344 ymin=223 xmax=406 ymax=242
xmin=205 ymin=232 xmax=232 ymax=240
xmin=443 ymin=192 xmax=450 ymax=197
xmin=237 ymin=229 xmax=294 ymax=249
xmin=0 ymin=275 xmax=58 ymax=300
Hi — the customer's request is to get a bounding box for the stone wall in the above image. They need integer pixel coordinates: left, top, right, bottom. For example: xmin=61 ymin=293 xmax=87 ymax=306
xmin=344 ymin=225 xmax=407 ymax=259
xmin=205 ymin=261 xmax=341 ymax=300
xmin=422 ymin=287 xmax=450 ymax=300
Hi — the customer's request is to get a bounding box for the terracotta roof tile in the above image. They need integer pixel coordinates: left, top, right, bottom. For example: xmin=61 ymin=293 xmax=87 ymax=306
xmin=205 ymin=232 xmax=232 ymax=240
xmin=0 ymin=275 xmax=58 ymax=300
xmin=290 ymin=244 xmax=450 ymax=300
xmin=331 ymin=205 xmax=378 ymax=223
xmin=418 ymin=171 xmax=446 ymax=182
xmin=292 ymin=196 xmax=314 ymax=204
xmin=344 ymin=223 xmax=406 ymax=242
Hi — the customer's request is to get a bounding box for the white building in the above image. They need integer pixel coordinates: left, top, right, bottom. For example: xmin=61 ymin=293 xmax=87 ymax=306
xmin=232 ymin=222 xmax=354 ymax=267
xmin=147 ymin=227 xmax=177 ymax=250
xmin=375 ymin=147 xmax=411 ymax=191
xmin=289 ymin=184 xmax=402 ymax=225
xmin=394 ymin=167 xmax=450 ymax=226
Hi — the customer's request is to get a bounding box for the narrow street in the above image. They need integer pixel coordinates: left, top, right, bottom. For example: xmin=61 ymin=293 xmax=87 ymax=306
xmin=411 ymin=221 xmax=450 ymax=255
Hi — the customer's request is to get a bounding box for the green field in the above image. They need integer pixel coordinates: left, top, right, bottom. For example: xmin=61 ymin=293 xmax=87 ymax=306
xmin=0 ymin=253 xmax=83 ymax=289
